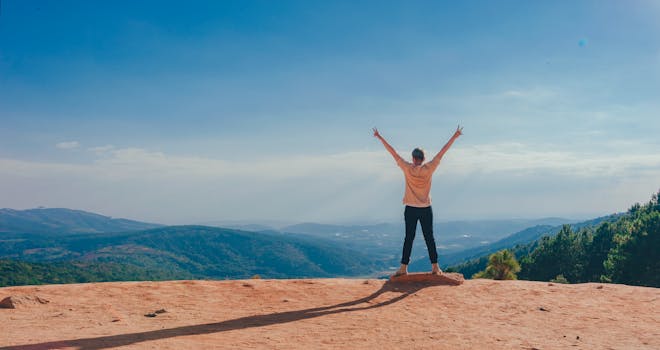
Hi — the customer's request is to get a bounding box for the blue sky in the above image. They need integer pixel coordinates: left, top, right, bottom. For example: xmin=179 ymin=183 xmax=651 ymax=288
xmin=1 ymin=0 xmax=659 ymax=224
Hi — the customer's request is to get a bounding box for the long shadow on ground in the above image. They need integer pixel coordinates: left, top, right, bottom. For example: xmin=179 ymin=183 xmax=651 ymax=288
xmin=2 ymin=280 xmax=454 ymax=350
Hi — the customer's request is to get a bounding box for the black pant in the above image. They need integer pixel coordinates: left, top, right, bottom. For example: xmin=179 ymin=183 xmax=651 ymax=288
xmin=401 ymin=205 xmax=438 ymax=265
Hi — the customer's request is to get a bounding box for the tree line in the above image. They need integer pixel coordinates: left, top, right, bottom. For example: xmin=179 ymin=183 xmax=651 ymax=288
xmin=0 ymin=259 xmax=184 ymax=287
xmin=469 ymin=190 xmax=659 ymax=287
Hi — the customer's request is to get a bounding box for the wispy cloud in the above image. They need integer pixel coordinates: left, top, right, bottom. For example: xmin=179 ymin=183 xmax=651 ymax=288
xmin=87 ymin=145 xmax=115 ymax=154
xmin=494 ymin=87 xmax=559 ymax=102
xmin=5 ymin=142 xmax=660 ymax=187
xmin=81 ymin=144 xmax=660 ymax=180
xmin=1 ymin=143 xmax=659 ymax=223
xmin=448 ymin=142 xmax=660 ymax=177
xmin=55 ymin=141 xmax=80 ymax=150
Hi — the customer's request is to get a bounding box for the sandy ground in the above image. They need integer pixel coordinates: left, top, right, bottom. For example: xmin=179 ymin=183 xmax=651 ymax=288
xmin=1 ymin=278 xmax=658 ymax=349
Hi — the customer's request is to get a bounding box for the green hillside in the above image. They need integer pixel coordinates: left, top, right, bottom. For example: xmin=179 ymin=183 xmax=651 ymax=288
xmin=449 ymin=190 xmax=660 ymax=287
xmin=0 ymin=259 xmax=189 ymax=286
xmin=518 ymin=191 xmax=660 ymax=287
xmin=0 ymin=225 xmax=379 ymax=286
xmin=411 ymin=215 xmax=617 ymax=272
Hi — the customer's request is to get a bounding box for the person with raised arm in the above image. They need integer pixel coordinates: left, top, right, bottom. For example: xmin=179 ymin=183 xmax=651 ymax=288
xmin=373 ymin=125 xmax=463 ymax=277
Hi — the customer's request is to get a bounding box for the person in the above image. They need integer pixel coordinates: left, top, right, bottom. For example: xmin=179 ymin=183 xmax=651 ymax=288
xmin=373 ymin=125 xmax=463 ymax=276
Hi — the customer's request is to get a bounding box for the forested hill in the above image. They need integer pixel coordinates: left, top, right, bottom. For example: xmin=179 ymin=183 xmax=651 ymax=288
xmin=410 ymin=213 xmax=619 ymax=272
xmin=518 ymin=191 xmax=660 ymax=287
xmin=0 ymin=225 xmax=378 ymax=286
xmin=0 ymin=208 xmax=161 ymax=236
xmin=450 ymin=190 xmax=660 ymax=287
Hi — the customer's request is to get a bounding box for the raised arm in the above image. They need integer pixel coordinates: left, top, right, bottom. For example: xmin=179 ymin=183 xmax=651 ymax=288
xmin=373 ymin=127 xmax=404 ymax=163
xmin=431 ymin=125 xmax=463 ymax=162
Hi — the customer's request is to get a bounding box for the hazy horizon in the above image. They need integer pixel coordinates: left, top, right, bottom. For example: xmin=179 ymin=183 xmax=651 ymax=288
xmin=0 ymin=205 xmax=611 ymax=228
xmin=2 ymin=1 xmax=659 ymax=224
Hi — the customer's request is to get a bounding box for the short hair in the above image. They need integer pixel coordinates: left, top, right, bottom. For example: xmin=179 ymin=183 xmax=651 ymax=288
xmin=412 ymin=148 xmax=425 ymax=160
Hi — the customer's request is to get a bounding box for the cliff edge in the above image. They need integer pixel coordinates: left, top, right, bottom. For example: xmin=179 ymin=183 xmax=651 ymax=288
xmin=1 ymin=278 xmax=658 ymax=349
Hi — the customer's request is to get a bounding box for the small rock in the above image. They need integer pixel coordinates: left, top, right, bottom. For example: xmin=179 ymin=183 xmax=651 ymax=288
xmin=144 ymin=313 xmax=157 ymax=317
xmin=111 ymin=319 xmax=121 ymax=322
xmin=0 ymin=295 xmax=49 ymax=309
xmin=596 ymin=285 xmax=604 ymax=289
xmin=539 ymin=307 xmax=550 ymax=312
xmin=576 ymin=336 xmax=580 ymax=340
xmin=548 ymin=283 xmax=554 ymax=286
xmin=154 ymin=309 xmax=167 ymax=314
xmin=0 ymin=297 xmax=15 ymax=309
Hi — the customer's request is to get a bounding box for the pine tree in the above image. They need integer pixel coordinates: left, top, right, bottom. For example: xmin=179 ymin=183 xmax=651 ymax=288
xmin=473 ymin=249 xmax=521 ymax=280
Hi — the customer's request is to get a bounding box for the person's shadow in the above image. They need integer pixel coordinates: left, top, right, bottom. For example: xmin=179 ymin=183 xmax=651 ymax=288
xmin=1 ymin=279 xmax=443 ymax=350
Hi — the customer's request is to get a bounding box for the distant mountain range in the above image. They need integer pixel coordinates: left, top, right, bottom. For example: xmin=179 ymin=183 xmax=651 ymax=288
xmin=213 ymin=218 xmax=576 ymax=265
xmin=0 ymin=207 xmax=614 ymax=285
xmin=0 ymin=208 xmax=161 ymax=236
xmin=0 ymin=209 xmax=380 ymax=284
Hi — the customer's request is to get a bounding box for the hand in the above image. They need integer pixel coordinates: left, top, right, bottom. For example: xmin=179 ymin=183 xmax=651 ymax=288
xmin=454 ymin=125 xmax=463 ymax=137
xmin=373 ymin=127 xmax=382 ymax=139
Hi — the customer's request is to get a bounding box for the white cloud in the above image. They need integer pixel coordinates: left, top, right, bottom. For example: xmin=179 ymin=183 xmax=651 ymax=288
xmin=495 ymin=87 xmax=559 ymax=101
xmin=80 ymin=143 xmax=660 ymax=181
xmin=447 ymin=142 xmax=660 ymax=177
xmin=55 ymin=141 xmax=80 ymax=150
xmin=1 ymin=143 xmax=659 ymax=223
xmin=88 ymin=145 xmax=115 ymax=154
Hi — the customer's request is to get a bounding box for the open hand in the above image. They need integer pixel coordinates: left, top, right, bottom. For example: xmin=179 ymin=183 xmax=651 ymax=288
xmin=373 ymin=127 xmax=381 ymax=139
xmin=454 ymin=125 xmax=463 ymax=137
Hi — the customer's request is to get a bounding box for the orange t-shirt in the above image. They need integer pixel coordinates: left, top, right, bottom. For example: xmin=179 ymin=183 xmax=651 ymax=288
xmin=394 ymin=154 xmax=441 ymax=207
